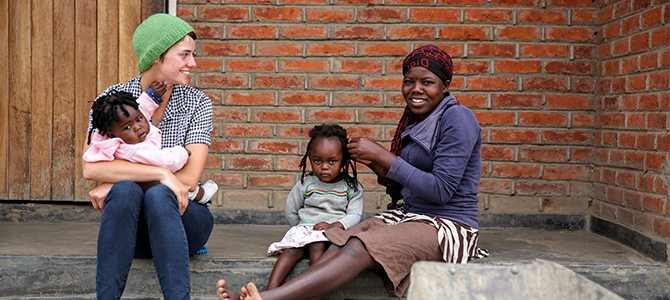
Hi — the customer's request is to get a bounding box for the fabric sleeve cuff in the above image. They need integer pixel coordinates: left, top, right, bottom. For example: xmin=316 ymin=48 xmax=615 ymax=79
xmin=146 ymin=88 xmax=163 ymax=105
xmin=386 ymin=157 xmax=414 ymax=187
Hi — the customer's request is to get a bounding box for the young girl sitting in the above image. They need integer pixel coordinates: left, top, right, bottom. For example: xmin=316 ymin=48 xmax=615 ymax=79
xmin=84 ymin=81 xmax=217 ymax=204
xmin=265 ymin=123 xmax=364 ymax=290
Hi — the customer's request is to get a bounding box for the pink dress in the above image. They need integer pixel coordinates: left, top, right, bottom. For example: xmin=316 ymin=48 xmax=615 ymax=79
xmin=83 ymin=92 xmax=189 ymax=173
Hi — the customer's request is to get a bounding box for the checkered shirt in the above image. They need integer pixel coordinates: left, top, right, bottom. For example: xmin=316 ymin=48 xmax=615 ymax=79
xmin=88 ymin=75 xmax=212 ymax=148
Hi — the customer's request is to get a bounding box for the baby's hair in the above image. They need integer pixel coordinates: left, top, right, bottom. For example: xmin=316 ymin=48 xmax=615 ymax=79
xmin=87 ymin=90 xmax=139 ymax=144
xmin=299 ymin=124 xmax=359 ymax=191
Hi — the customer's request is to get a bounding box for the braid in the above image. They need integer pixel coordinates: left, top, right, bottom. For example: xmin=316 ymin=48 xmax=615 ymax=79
xmin=87 ymin=90 xmax=139 ymax=144
xmin=300 ymin=124 xmax=360 ymax=192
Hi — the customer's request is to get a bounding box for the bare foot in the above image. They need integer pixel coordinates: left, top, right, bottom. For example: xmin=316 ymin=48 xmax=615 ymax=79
xmin=240 ymin=282 xmax=263 ymax=300
xmin=217 ymin=279 xmax=241 ymax=300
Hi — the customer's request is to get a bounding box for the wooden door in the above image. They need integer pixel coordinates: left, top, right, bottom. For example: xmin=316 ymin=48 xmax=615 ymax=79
xmin=0 ymin=0 xmax=165 ymax=202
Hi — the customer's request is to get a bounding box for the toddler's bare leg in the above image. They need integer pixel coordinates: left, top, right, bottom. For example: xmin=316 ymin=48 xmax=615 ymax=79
xmin=267 ymin=247 xmax=305 ymax=290
xmin=306 ymin=242 xmax=328 ymax=265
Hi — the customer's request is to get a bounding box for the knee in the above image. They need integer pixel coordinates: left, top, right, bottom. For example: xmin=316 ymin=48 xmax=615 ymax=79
xmin=106 ymin=181 xmax=143 ymax=208
xmin=143 ymin=184 xmax=178 ymax=214
xmin=342 ymin=238 xmax=368 ymax=257
xmin=282 ymin=247 xmax=305 ymax=259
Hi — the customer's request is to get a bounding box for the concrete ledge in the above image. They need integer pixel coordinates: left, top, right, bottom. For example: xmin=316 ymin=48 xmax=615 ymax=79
xmin=590 ymin=216 xmax=668 ymax=263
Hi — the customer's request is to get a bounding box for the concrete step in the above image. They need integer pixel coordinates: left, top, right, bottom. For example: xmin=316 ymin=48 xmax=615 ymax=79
xmin=1 ymin=221 xmax=669 ymax=300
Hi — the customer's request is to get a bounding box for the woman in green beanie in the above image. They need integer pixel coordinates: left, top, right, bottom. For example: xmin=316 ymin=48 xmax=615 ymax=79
xmin=82 ymin=13 xmax=213 ymax=300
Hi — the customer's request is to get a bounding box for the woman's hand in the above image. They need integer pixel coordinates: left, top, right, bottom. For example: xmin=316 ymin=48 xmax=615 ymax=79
xmin=159 ymin=169 xmax=190 ymax=215
xmin=313 ymin=222 xmax=344 ymax=231
xmin=89 ymin=182 xmax=114 ymax=213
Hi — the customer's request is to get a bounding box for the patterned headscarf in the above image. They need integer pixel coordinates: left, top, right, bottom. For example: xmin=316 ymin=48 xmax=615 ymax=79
xmin=386 ymin=45 xmax=454 ymax=208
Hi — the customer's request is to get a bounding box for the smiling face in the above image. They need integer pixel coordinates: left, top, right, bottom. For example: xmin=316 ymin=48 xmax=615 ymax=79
xmin=105 ymin=104 xmax=151 ymax=144
xmin=309 ymin=137 xmax=345 ymax=183
xmin=402 ymin=66 xmax=450 ymax=120
xmin=155 ymin=35 xmax=196 ymax=86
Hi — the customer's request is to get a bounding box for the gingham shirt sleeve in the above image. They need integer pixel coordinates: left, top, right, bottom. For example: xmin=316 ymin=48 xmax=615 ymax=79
xmin=184 ymin=89 xmax=213 ymax=147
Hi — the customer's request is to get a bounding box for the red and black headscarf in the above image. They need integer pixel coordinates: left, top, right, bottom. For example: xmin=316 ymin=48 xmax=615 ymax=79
xmin=386 ymin=45 xmax=454 ymax=208
xmin=390 ymin=45 xmax=454 ymax=156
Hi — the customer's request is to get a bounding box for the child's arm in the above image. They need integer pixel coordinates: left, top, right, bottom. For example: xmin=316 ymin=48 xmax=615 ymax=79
xmin=284 ymin=181 xmax=306 ymax=227
xmin=336 ymin=184 xmax=364 ymax=230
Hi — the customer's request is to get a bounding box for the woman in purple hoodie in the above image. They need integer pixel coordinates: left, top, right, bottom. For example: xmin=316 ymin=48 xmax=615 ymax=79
xmin=217 ymin=44 xmax=488 ymax=300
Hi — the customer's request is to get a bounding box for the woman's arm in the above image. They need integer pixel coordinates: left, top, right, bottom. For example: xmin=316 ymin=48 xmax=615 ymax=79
xmin=347 ymin=137 xmax=397 ymax=181
xmin=82 ymin=141 xmax=190 ymax=214
xmin=175 ymin=143 xmax=209 ymax=188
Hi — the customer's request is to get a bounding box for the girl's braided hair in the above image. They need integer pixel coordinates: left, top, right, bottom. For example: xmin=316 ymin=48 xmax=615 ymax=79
xmin=87 ymin=90 xmax=139 ymax=144
xmin=299 ymin=124 xmax=359 ymax=192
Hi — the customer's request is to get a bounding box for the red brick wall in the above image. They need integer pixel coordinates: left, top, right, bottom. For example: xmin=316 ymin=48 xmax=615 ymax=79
xmin=179 ymin=0 xmax=669 ymax=238
xmin=595 ymin=0 xmax=670 ymax=238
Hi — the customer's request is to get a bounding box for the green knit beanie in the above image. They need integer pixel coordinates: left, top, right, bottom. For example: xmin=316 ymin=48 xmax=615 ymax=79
xmin=133 ymin=14 xmax=194 ymax=72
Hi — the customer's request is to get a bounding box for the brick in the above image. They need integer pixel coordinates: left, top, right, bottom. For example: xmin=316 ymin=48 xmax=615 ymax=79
xmin=603 ymin=60 xmax=620 ymax=76
xmin=307 ymin=110 xmax=355 ymax=122
xmin=523 ymin=77 xmax=569 ymax=91
xmin=307 ymin=43 xmax=355 ymax=56
xmin=227 ymin=156 xmax=273 ymax=170
xmin=468 ymin=77 xmax=517 ymax=90
xmin=604 ymin=23 xmax=621 ymax=40
xmin=488 ymin=196 xmax=540 ymax=213
xmin=359 ymin=109 xmax=403 ymax=123
xmin=310 ymin=75 xmax=359 ymax=89
xmin=200 ymin=75 xmax=248 ymax=88
xmin=227 ymin=59 xmax=275 ymax=72
xmin=195 ymin=58 xmax=222 ymax=71
xmin=546 ymin=95 xmax=593 ymax=109
xmin=542 ymin=166 xmax=591 ymax=181
xmin=646 ymin=152 xmax=667 ymax=170
xmin=277 ymin=157 xmax=304 ymax=171
xmin=599 ymin=5 xmax=614 ymax=23
xmin=213 ymin=108 xmax=248 ymax=121
xmin=621 ymin=57 xmax=638 ymax=74
xmin=388 ymin=26 xmax=436 ymax=40
xmin=519 ymin=148 xmax=569 ymax=162
xmin=257 ymin=43 xmax=303 ymax=56
xmin=281 ymin=26 xmax=328 ymax=38
xmin=519 ymin=112 xmax=568 ymax=126
xmin=621 ymin=16 xmax=639 ymax=36
xmin=651 ymin=27 xmax=670 ymax=48
xmin=410 ymin=8 xmax=460 ymax=22
xmin=496 ymin=26 xmax=541 ymax=40
xmin=643 ymin=195 xmax=665 ymax=214
xmin=518 ymin=10 xmax=567 ymax=23
xmin=623 ymin=191 xmax=643 ymax=209
xmin=490 ymin=0 xmax=541 ymax=6
xmin=546 ymin=27 xmax=595 ymax=42
xmin=458 ymin=95 xmax=487 ymax=108
xmin=614 ymin=1 xmax=632 ymax=18
xmin=572 ymin=9 xmax=599 ymax=23
xmin=475 ymin=112 xmax=515 ymax=125
xmin=388 ymin=0 xmax=433 ymax=3
xmin=596 ymin=112 xmax=625 ymax=127
xmin=364 ymin=77 xmax=401 ymax=89
xmin=358 ymin=43 xmax=409 ymax=56
xmin=516 ymin=182 xmax=567 ymax=196
xmin=545 ymin=61 xmax=595 ymax=75
xmin=625 ymin=150 xmax=644 ymax=168
xmin=205 ymin=156 xmax=222 ymax=169
xmin=334 ymin=60 xmax=382 ymax=73
xmin=344 ymin=126 xmax=381 ymax=139
xmin=493 ymin=94 xmax=542 ymax=107
xmin=573 ymin=77 xmax=596 ymax=93
xmin=654 ymin=218 xmax=670 ymax=238
xmin=543 ymin=130 xmax=592 ymax=144
xmin=602 ymin=169 xmax=616 ymax=185
xmin=440 ymin=26 xmax=489 ymax=40
xmin=628 ymin=74 xmax=647 ymax=90
xmin=640 ymin=94 xmax=659 ymax=109
xmin=549 ymin=0 xmax=594 ymax=5
xmin=248 ymin=174 xmax=294 ymax=187
xmin=359 ymin=8 xmax=407 ymax=22
xmin=573 ymin=113 xmax=595 ymax=127
xmin=468 ymin=43 xmax=516 ymax=57
xmin=334 ymin=0 xmax=382 ymax=3
xmin=229 ymin=26 xmax=276 ymax=39
xmin=647 ymin=113 xmax=667 ymax=129
xmin=280 ymin=60 xmax=329 ymax=72
xmin=307 ymin=9 xmax=354 ymax=22
xmin=253 ymin=7 xmax=302 ymax=21
xmin=626 ymin=113 xmax=645 ymax=128
xmin=638 ymin=133 xmax=655 ymax=149
xmin=490 ymin=129 xmax=539 ymax=143
xmin=464 ymin=9 xmax=513 ymax=22
xmin=224 ymin=125 xmax=273 ymax=137
xmin=226 ymin=92 xmax=274 ymax=105
xmin=279 ymin=92 xmax=328 ymax=105
xmin=631 ymin=32 xmax=650 ymax=52
xmin=478 ymin=179 xmax=512 ymax=194
xmin=613 ymin=39 xmax=628 ymax=55
xmin=632 ymin=0 xmax=652 ymax=11
xmin=200 ymin=42 xmax=249 ymax=56
xmin=333 ymin=93 xmax=383 ymax=106
xmin=542 ymin=197 xmax=589 ymax=214
xmin=254 ymin=110 xmax=301 ymax=123
xmin=491 ymin=164 xmax=540 ymax=178
xmin=334 ymin=26 xmax=384 ymax=39
xmin=437 ymin=0 xmax=486 ymax=4
xmin=481 ymin=146 xmax=515 ymax=161
xmin=571 ymin=148 xmax=593 ymax=161
xmin=250 ymin=141 xmax=301 ymax=154
xmin=621 ymin=95 xmax=637 ymax=110
xmin=199 ymin=7 xmax=248 ymax=20
xmin=277 ymin=126 xmax=312 ymax=138
xmin=617 ymin=171 xmax=637 ymax=188
xmin=650 ymin=71 xmax=670 ymax=89
xmin=211 ymin=139 xmax=244 ymax=152
xmin=255 ymin=75 xmax=304 ymax=88
xmin=221 ymin=190 xmax=268 ymax=210
xmin=192 ymin=25 xmax=222 ymax=39
xmin=619 ymin=133 xmax=637 ymax=148
xmin=206 ymin=173 xmax=244 ymax=188
xmin=283 ymin=0 xmax=328 ymax=3
xmin=495 ymin=60 xmax=542 ymax=73
xmin=520 ymin=44 xmax=569 ymax=57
